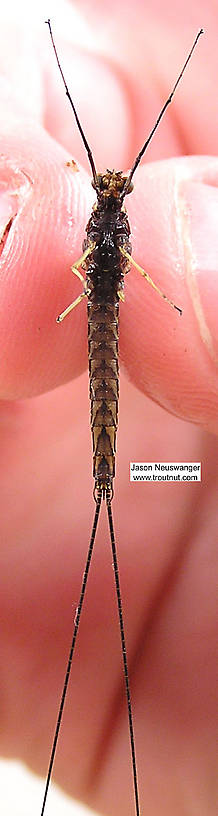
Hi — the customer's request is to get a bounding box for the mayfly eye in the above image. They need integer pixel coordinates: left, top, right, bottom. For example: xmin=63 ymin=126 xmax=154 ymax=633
xmin=125 ymin=181 xmax=134 ymax=194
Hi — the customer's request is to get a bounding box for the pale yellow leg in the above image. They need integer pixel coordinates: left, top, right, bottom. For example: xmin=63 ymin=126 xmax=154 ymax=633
xmin=56 ymin=291 xmax=87 ymax=323
xmin=71 ymin=242 xmax=95 ymax=283
xmin=118 ymin=289 xmax=125 ymax=302
xmin=120 ymin=247 xmax=182 ymax=315
xmin=57 ymin=242 xmax=95 ymax=323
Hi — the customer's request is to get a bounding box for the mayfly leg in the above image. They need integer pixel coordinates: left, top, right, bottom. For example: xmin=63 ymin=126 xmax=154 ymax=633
xmin=120 ymin=247 xmax=182 ymax=315
xmin=56 ymin=243 xmax=95 ymax=322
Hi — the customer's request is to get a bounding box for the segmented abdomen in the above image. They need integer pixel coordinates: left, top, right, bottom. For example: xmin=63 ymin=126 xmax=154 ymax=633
xmin=87 ymin=297 xmax=119 ymax=497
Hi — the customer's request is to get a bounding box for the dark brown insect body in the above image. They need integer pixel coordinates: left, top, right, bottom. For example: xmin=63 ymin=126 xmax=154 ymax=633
xmin=41 ymin=21 xmax=203 ymax=816
xmin=84 ymin=171 xmax=132 ymax=499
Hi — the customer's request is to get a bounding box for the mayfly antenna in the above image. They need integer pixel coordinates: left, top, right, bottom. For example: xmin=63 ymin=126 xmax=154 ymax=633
xmin=45 ymin=19 xmax=97 ymax=185
xmin=122 ymin=27 xmax=204 ymax=197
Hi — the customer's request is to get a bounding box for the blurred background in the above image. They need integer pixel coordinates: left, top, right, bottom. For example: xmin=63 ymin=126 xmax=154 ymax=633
xmin=0 ymin=1 xmax=216 ymax=815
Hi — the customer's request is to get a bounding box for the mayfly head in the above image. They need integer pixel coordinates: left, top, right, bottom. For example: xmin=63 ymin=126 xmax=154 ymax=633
xmin=91 ymin=169 xmax=133 ymax=206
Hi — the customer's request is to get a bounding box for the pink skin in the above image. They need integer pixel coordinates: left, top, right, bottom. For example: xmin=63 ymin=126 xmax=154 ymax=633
xmin=0 ymin=5 xmax=218 ymax=816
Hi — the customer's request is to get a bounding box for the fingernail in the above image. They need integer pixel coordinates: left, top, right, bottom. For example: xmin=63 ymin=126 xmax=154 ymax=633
xmin=0 ymin=162 xmax=32 ymax=257
xmin=0 ymin=193 xmax=16 ymax=253
xmin=180 ymin=178 xmax=218 ymax=363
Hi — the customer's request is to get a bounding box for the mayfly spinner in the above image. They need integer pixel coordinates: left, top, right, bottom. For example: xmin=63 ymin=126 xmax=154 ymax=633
xmin=42 ymin=21 xmax=203 ymax=816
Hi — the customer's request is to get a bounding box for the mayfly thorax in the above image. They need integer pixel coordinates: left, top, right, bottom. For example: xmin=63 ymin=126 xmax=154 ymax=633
xmin=40 ymin=21 xmax=204 ymax=816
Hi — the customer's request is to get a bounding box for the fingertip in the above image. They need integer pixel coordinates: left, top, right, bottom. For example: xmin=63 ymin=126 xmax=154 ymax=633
xmin=0 ymin=121 xmax=92 ymax=399
xmin=120 ymin=156 xmax=218 ymax=432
